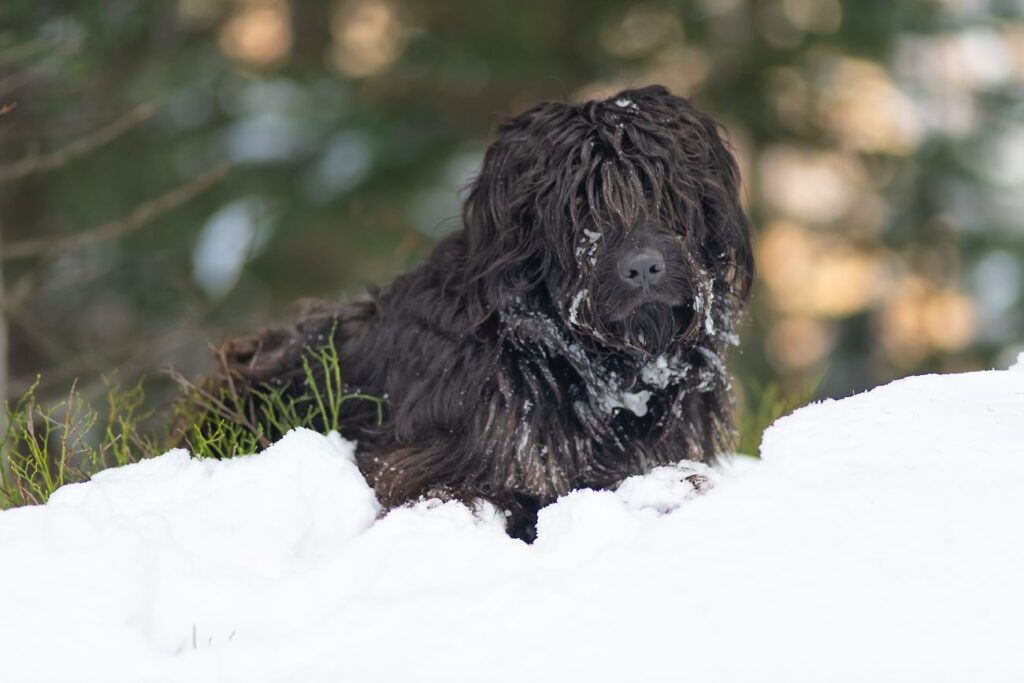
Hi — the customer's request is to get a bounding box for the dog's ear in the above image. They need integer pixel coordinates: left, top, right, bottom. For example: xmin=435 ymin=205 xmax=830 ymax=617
xmin=461 ymin=100 xmax=573 ymax=325
xmin=655 ymin=94 xmax=753 ymax=309
xmin=692 ymin=109 xmax=754 ymax=306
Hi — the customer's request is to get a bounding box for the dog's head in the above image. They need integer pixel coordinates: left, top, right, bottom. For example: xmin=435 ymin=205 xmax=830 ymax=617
xmin=462 ymin=85 xmax=753 ymax=357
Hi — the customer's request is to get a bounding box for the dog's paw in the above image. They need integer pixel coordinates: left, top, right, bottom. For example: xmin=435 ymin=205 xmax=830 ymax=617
xmin=414 ymin=488 xmax=509 ymax=530
xmin=615 ymin=461 xmax=715 ymax=515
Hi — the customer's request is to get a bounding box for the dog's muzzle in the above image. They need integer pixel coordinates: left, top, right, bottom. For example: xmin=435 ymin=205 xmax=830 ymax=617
xmin=618 ymin=247 xmax=666 ymax=291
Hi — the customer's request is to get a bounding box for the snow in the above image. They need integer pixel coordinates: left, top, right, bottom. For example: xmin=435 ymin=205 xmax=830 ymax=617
xmin=2 ymin=367 xmax=1024 ymax=682
xmin=639 ymin=352 xmax=689 ymax=389
xmin=699 ymin=279 xmax=716 ymax=335
xmin=614 ymin=97 xmax=640 ymax=112
xmin=600 ymin=387 xmax=652 ymax=417
xmin=573 ymin=228 xmax=601 ymax=269
xmin=568 ymin=287 xmax=588 ymax=326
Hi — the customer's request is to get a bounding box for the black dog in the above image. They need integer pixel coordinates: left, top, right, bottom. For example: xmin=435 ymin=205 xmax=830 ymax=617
xmin=216 ymin=85 xmax=753 ymax=540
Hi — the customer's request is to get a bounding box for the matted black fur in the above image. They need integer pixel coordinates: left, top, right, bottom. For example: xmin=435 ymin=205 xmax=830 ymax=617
xmin=216 ymin=85 xmax=754 ymax=540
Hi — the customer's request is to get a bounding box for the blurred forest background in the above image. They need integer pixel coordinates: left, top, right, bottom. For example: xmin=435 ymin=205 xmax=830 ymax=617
xmin=1 ymin=0 xmax=1023 ymax=431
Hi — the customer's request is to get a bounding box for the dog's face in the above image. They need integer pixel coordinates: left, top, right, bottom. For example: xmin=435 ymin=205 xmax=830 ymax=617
xmin=462 ymin=85 xmax=753 ymax=358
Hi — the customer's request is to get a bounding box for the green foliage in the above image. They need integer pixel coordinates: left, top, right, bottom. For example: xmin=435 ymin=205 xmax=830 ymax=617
xmin=0 ymin=377 xmax=160 ymax=508
xmin=172 ymin=326 xmax=384 ymax=460
xmin=737 ymin=379 xmax=819 ymax=457
xmin=0 ymin=332 xmax=383 ymax=508
xmin=3 ymin=0 xmax=1021 ymax=435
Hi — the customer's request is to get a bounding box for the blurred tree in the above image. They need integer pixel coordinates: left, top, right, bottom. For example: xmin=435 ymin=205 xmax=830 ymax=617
xmin=0 ymin=0 xmax=1021 ymax=424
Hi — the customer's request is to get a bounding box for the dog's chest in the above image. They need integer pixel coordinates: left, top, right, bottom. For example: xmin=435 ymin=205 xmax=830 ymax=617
xmin=533 ymin=348 xmax=688 ymax=443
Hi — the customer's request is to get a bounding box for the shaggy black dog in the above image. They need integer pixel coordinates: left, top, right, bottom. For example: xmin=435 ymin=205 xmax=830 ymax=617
xmin=216 ymin=85 xmax=753 ymax=540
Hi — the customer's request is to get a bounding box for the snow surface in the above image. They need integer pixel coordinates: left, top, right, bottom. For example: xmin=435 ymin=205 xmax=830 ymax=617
xmin=2 ymin=368 xmax=1024 ymax=682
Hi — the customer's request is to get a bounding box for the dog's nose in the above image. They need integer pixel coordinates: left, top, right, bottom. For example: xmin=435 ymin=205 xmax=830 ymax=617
xmin=618 ymin=248 xmax=665 ymax=289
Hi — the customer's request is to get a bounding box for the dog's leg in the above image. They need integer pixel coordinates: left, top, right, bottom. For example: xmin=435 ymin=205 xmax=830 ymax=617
xmin=502 ymin=494 xmax=542 ymax=543
xmin=362 ymin=443 xmax=480 ymax=509
xmin=362 ymin=445 xmax=546 ymax=542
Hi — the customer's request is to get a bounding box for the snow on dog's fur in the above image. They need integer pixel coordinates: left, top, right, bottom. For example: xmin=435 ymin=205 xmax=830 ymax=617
xmin=213 ymin=85 xmax=754 ymax=540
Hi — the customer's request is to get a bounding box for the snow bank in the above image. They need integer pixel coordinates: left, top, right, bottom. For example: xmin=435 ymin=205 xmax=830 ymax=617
xmin=1 ymin=368 xmax=1023 ymax=683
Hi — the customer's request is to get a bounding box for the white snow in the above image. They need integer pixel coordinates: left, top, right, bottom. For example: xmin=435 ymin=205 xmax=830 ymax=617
xmin=2 ymin=367 xmax=1024 ymax=682
xmin=614 ymin=97 xmax=640 ymax=112
xmin=568 ymin=287 xmax=588 ymax=326
xmin=702 ymin=280 xmax=716 ymax=336
xmin=639 ymin=352 xmax=689 ymax=388
xmin=574 ymin=229 xmax=601 ymax=269
xmin=601 ymin=387 xmax=653 ymax=417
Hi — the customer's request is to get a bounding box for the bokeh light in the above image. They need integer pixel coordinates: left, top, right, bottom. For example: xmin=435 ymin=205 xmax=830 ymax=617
xmin=1 ymin=0 xmax=1021 ymax=411
xmin=218 ymin=0 xmax=293 ymax=68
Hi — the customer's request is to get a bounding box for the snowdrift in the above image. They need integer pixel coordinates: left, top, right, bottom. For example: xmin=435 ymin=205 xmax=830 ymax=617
xmin=2 ymin=364 xmax=1023 ymax=683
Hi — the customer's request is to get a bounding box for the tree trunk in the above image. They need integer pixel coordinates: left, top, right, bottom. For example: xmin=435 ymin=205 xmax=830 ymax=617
xmin=0 ymin=223 xmax=9 ymax=478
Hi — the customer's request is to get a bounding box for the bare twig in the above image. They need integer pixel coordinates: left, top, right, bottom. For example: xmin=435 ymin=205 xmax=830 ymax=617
xmin=2 ymin=165 xmax=230 ymax=261
xmin=6 ymin=305 xmax=72 ymax=360
xmin=167 ymin=367 xmax=270 ymax=448
xmin=0 ymin=271 xmax=37 ymax=313
xmin=0 ymin=69 xmax=39 ymax=98
xmin=0 ymin=104 xmax=155 ymax=183
xmin=0 ymin=38 xmax=52 ymax=66
xmin=7 ymin=319 xmax=201 ymax=399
